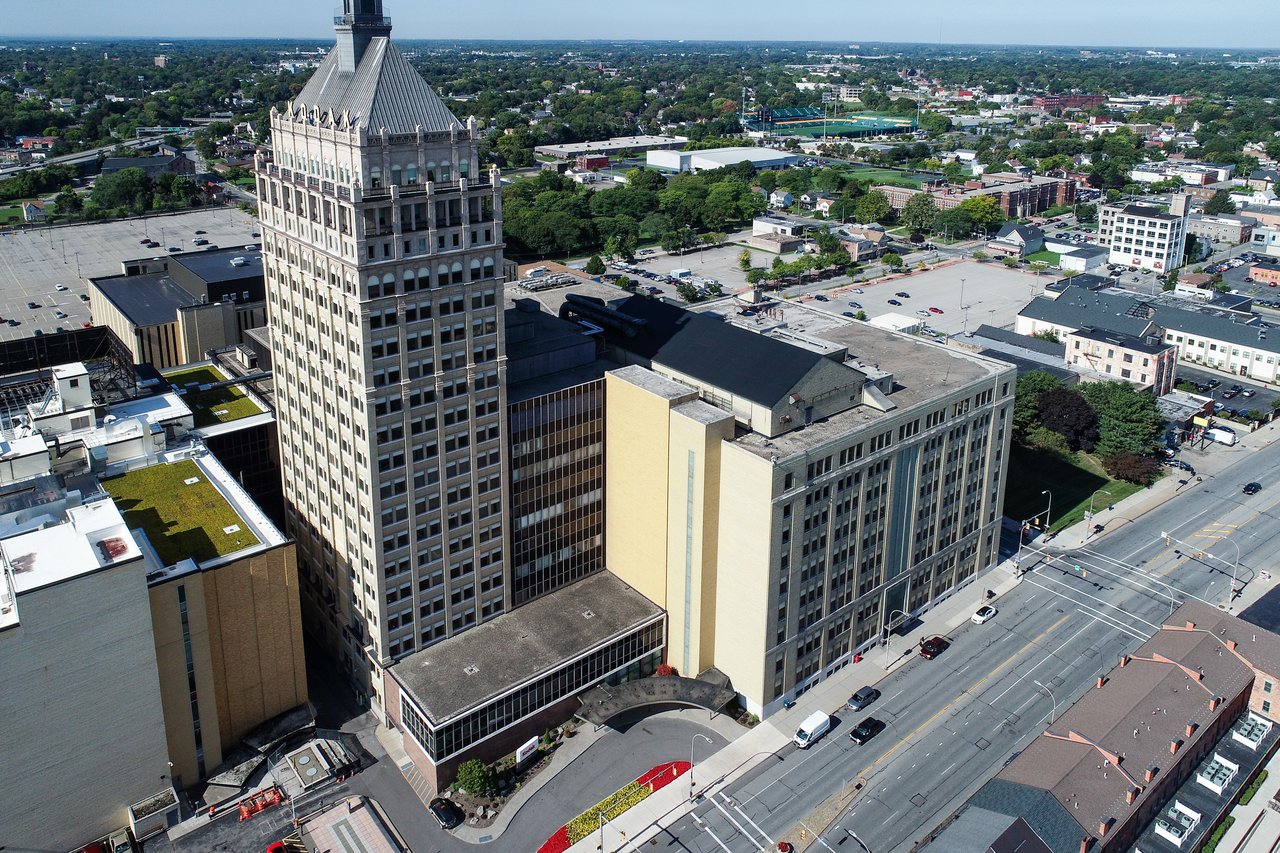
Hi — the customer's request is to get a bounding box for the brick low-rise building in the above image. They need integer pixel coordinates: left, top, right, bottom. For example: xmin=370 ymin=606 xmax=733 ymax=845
xmin=876 ymin=172 xmax=1075 ymax=221
xmin=923 ymin=602 xmax=1280 ymax=853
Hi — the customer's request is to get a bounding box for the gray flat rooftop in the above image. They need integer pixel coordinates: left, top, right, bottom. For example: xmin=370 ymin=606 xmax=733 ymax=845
xmin=734 ymin=323 xmax=1009 ymax=460
xmin=391 ymin=571 xmax=663 ymax=724
xmin=93 ymin=271 xmax=197 ymax=327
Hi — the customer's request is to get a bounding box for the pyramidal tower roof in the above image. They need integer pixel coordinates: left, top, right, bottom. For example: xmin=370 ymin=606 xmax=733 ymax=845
xmin=292 ymin=0 xmax=463 ymax=135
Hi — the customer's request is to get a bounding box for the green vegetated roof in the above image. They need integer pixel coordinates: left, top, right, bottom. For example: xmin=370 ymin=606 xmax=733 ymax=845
xmin=103 ymin=458 xmax=258 ymax=565
xmin=165 ymin=365 xmax=262 ymax=427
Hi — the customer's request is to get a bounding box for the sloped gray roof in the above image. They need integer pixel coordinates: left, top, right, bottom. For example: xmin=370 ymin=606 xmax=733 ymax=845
xmin=1020 ymin=284 xmax=1280 ymax=355
xmin=294 ymin=38 xmax=462 ymax=135
xmin=968 ymin=780 xmax=1086 ymax=853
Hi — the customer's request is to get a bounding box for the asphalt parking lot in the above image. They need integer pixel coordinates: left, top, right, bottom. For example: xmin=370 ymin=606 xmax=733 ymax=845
xmin=0 ymin=207 xmax=259 ymax=341
xmin=803 ymin=259 xmax=1049 ymax=336
xmin=1175 ymin=364 xmax=1279 ymax=417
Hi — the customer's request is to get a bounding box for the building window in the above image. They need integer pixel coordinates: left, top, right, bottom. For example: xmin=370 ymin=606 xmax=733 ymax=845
xmin=1266 ymin=681 xmax=1274 ymax=694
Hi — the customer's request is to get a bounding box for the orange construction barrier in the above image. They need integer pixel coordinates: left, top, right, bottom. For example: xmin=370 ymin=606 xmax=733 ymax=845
xmin=238 ymin=787 xmax=284 ymax=822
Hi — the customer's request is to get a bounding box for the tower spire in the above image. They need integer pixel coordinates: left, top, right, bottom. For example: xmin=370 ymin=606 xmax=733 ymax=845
xmin=334 ymin=0 xmax=392 ymax=73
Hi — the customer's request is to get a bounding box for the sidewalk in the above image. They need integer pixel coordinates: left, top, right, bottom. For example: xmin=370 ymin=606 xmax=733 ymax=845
xmin=563 ymin=565 xmax=1024 ymax=853
xmin=1053 ymin=421 xmax=1280 ymax=549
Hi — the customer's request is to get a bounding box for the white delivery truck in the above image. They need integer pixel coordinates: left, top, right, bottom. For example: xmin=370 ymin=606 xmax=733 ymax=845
xmin=1206 ymin=427 xmax=1237 ymax=446
xmin=793 ymin=710 xmax=832 ymax=748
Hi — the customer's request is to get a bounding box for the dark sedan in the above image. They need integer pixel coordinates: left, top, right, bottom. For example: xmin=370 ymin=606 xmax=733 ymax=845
xmin=849 ymin=717 xmax=886 ymax=745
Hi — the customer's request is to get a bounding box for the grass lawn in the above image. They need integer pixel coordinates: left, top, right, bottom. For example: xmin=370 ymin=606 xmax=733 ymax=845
xmin=0 ymin=199 xmax=38 ymax=225
xmin=165 ymin=366 xmax=261 ymax=427
xmin=1024 ymin=249 xmax=1061 ymax=266
xmin=103 ymin=459 xmax=258 ymax=565
xmin=1004 ymin=445 xmax=1149 ymax=533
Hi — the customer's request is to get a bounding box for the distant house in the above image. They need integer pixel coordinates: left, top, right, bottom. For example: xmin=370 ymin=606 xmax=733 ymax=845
xmin=769 ymin=190 xmax=795 ymax=210
xmin=840 ymin=224 xmax=891 ymax=250
xmin=986 ymin=223 xmax=1044 ymax=257
xmin=21 ymin=200 xmax=45 ymax=223
xmin=800 ymin=191 xmax=836 ymax=211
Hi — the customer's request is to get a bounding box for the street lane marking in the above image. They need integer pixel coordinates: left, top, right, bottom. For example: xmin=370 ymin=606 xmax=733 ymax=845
xmin=1022 ymin=572 xmax=1160 ymax=633
xmin=989 ymin=618 xmax=1095 ymax=703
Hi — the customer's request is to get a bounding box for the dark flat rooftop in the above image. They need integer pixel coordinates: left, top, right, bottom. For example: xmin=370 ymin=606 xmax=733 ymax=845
xmin=391 ymin=572 xmax=663 ymax=724
xmin=93 ymin=271 xmax=198 ymax=327
xmin=170 ymin=246 xmax=262 ymax=284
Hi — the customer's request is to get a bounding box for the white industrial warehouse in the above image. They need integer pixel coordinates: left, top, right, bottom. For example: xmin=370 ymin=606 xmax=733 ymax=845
xmin=646 ymin=146 xmax=801 ymax=173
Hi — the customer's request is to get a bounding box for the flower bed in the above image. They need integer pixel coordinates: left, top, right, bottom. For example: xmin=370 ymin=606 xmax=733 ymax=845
xmin=537 ymin=761 xmax=693 ymax=852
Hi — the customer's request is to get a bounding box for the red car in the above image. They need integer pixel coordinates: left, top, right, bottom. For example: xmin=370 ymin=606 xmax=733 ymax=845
xmin=928 ymin=306 xmax=944 ymax=314
xmin=919 ymin=636 xmax=950 ymax=660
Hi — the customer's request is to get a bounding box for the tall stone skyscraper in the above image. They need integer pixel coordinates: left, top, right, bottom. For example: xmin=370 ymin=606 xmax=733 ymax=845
xmin=254 ymin=0 xmax=509 ymax=712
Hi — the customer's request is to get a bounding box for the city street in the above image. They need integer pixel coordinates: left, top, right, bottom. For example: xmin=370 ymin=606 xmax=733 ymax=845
xmin=649 ymin=427 xmax=1280 ymax=853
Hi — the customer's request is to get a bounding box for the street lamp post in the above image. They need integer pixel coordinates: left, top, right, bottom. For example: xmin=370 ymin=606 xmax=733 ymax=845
xmin=689 ymin=733 xmax=712 ymax=801
xmin=1083 ymin=488 xmax=1113 ymax=544
xmin=1041 ymin=489 xmax=1054 ymax=536
xmin=1033 ymin=679 xmax=1058 ymax=724
xmin=1207 ymin=538 xmax=1242 ymax=606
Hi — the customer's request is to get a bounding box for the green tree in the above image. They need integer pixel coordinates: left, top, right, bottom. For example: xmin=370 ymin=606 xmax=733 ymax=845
xmin=1013 ymin=370 xmax=1065 ymax=443
xmin=1078 ymin=381 xmax=1164 ymax=458
xmin=455 ymin=759 xmax=494 ymax=796
xmin=1203 ymin=188 xmax=1236 ymax=215
xmin=854 ymin=310 xmax=868 ymax=321
xmin=738 ymin=249 xmax=752 ymax=271
xmin=90 ymin=167 xmax=153 ymax=215
xmin=54 ymin=184 xmax=82 ymax=216
xmin=585 ymin=254 xmax=606 ymax=275
xmin=1075 ymin=203 xmax=1097 ymax=223
xmin=882 ymin=252 xmax=904 ymax=270
xmin=1164 ymin=268 xmax=1180 ymax=291
xmin=957 ymin=194 xmax=1004 ymax=234
xmin=900 ymin=193 xmax=938 ymax=234
xmin=853 ymin=190 xmax=892 ymax=225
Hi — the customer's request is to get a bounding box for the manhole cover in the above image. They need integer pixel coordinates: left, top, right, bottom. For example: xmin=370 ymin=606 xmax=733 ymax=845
xmin=1050 ymin=676 xmax=1066 ymax=688
xmin=1082 ymin=647 xmax=1098 ymax=658
xmin=1005 ymin=713 xmax=1020 ymax=726
xmin=910 ymin=793 xmax=927 ymax=807
xmin=975 ymin=737 xmax=991 ymax=750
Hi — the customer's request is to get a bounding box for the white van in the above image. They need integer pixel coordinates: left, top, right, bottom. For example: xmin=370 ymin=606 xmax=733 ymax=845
xmin=793 ymin=710 xmax=832 ymax=748
xmin=1206 ymin=427 xmax=1238 ymax=446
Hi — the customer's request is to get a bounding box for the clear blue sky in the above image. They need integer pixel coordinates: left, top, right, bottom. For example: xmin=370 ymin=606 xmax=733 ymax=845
xmin=4 ymin=0 xmax=1278 ymax=49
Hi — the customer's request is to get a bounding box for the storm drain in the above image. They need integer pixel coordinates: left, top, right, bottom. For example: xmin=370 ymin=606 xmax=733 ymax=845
xmin=975 ymin=737 xmax=992 ymax=750
xmin=910 ymin=793 xmax=928 ymax=808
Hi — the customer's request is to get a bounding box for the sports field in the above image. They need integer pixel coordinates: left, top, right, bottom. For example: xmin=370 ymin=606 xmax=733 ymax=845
xmin=770 ymin=113 xmax=916 ymax=138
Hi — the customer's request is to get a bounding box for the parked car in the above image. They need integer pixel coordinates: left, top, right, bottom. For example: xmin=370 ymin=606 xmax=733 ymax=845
xmin=919 ymin=636 xmax=949 ymax=659
xmin=842 ymin=311 xmax=856 ymax=318
xmin=429 ymin=797 xmax=465 ymax=829
xmin=928 ymin=306 xmax=944 ymax=314
xmin=888 ymin=299 xmax=902 ymax=306
xmin=895 ymin=291 xmax=911 ymax=298
xmin=55 ymin=283 xmax=68 ymax=291
xmin=851 ymin=288 xmax=865 ymax=294
xmin=972 ymin=605 xmax=997 ymax=625
xmin=814 ymin=294 xmax=829 ymax=302
xmin=848 ymin=717 xmax=886 ymax=745
xmin=1242 ymin=389 xmax=1256 ymax=398
xmin=1244 ymin=482 xmax=1263 ymax=495
xmin=846 ymin=686 xmax=881 ymax=711
xmin=848 ymin=301 xmax=862 ymax=309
